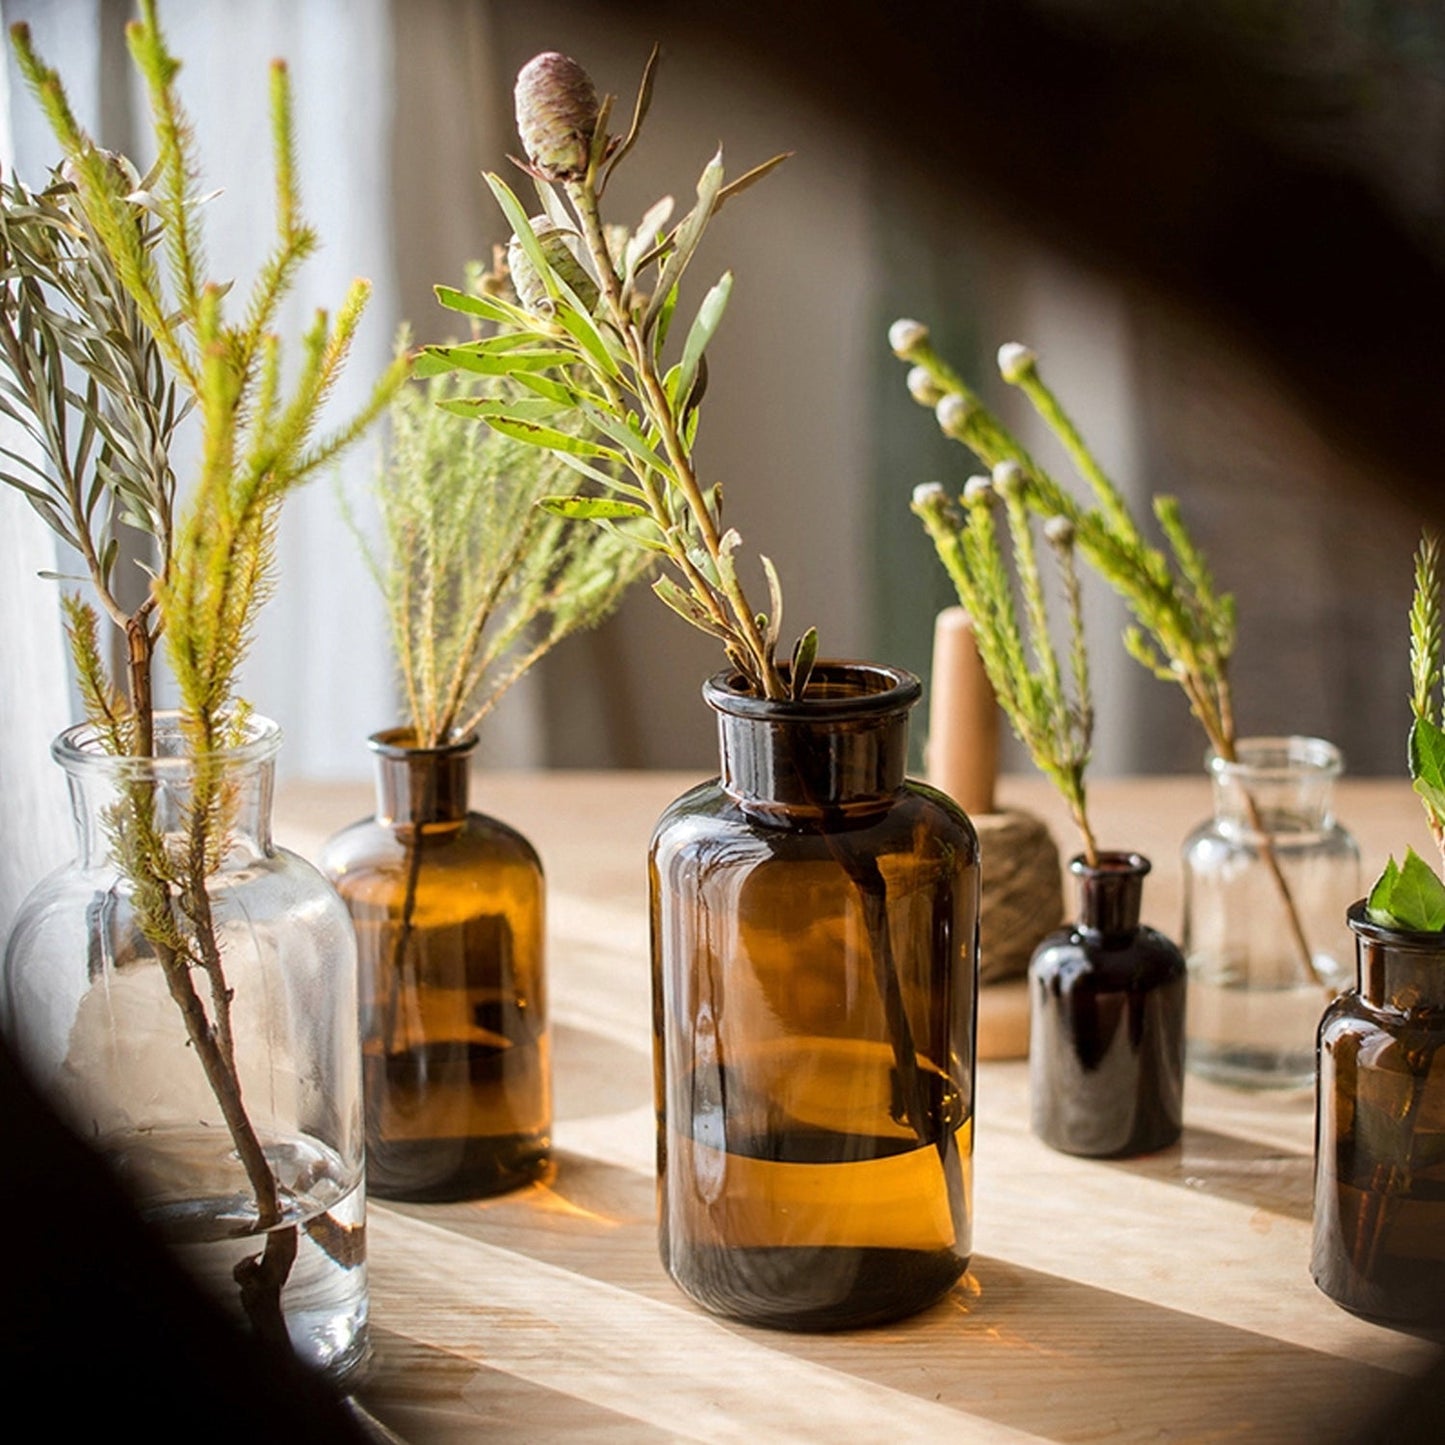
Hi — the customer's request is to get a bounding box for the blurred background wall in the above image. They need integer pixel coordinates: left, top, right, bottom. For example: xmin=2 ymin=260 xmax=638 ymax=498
xmin=2 ymin=0 xmax=1437 ymax=801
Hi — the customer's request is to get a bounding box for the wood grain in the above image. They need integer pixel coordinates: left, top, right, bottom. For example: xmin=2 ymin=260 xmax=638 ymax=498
xmin=276 ymin=771 xmax=1441 ymax=1442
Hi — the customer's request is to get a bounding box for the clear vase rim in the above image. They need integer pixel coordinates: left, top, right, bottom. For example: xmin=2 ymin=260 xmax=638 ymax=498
xmin=52 ymin=711 xmax=282 ymax=778
xmin=703 ymin=660 xmax=920 ymax=722
xmin=1205 ymin=735 xmax=1342 ymax=780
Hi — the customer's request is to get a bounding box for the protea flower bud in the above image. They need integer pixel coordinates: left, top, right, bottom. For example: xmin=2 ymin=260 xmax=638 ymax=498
xmin=508 ymin=218 xmax=600 ymax=315
xmin=963 ymin=475 xmax=994 ymax=506
xmin=889 ymin=318 xmax=929 ymax=359
xmin=515 ymin=52 xmax=600 ymax=183
xmin=997 ymin=342 xmax=1037 ymax=384
xmin=935 ymin=392 xmax=974 ymax=439
xmin=906 ymin=365 xmax=942 ymax=406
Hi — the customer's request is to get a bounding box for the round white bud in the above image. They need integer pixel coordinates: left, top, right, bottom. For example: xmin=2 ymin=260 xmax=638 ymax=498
xmin=991 ymin=459 xmax=1025 ymax=496
xmin=997 ymin=342 xmax=1038 ymax=383
xmin=963 ymin=475 xmax=994 ymax=506
xmin=935 ymin=392 xmax=974 ymax=438
xmin=912 ymin=481 xmax=947 ymax=508
xmin=1043 ymin=515 xmax=1076 ymax=547
xmin=889 ymin=318 xmax=929 ymax=358
xmin=906 ymin=365 xmax=942 ymax=406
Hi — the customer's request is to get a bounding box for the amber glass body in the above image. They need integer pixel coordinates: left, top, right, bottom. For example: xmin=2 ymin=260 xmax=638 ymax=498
xmin=1029 ymin=854 xmax=1187 ymax=1158
xmin=321 ymin=731 xmax=549 ymax=1202
xmin=1312 ymin=903 xmax=1445 ymax=1329
xmin=650 ymin=664 xmax=981 ymax=1331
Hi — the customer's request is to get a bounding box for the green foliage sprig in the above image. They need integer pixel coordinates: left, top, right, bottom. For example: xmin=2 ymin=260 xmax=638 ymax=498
xmin=1368 ymin=530 xmax=1445 ymax=931
xmin=891 ymin=321 xmax=1239 ymax=760
xmin=4 ymin=1 xmax=404 ymax=1343
xmin=893 ymin=318 xmax=1322 ymax=982
xmin=359 ymin=314 xmax=649 ymax=747
xmin=423 ymin=48 xmax=814 ymax=700
xmin=914 ymin=470 xmax=1098 ymax=860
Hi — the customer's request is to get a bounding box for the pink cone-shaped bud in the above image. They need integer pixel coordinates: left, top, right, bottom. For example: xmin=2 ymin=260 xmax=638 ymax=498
xmin=515 ymin=52 xmax=600 ymax=182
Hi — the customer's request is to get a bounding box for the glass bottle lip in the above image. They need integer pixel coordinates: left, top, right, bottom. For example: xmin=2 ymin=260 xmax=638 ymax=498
xmin=1206 ymin=735 xmax=1342 ymax=781
xmin=367 ymin=727 xmax=479 ymax=760
xmin=1347 ymin=898 xmax=1445 ymax=951
xmin=1068 ymin=850 xmax=1152 ymax=880
xmin=703 ymin=660 xmax=921 ymax=722
xmin=52 ymin=710 xmax=282 ymax=779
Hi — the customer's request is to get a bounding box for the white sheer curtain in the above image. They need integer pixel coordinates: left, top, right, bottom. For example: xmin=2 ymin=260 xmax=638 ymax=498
xmin=0 ymin=2 xmax=94 ymax=940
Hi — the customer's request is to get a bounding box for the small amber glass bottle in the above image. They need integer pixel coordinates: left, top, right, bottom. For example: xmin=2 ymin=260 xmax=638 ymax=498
xmin=650 ymin=663 xmax=980 ymax=1331
xmin=1312 ymin=903 xmax=1445 ymax=1328
xmin=321 ymin=730 xmax=549 ymax=1201
xmin=1029 ymin=853 xmax=1187 ymax=1158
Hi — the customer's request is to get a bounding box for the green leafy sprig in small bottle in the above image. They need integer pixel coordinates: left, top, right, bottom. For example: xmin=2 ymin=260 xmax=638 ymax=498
xmin=912 ymin=467 xmax=1099 ymax=863
xmin=1367 ymin=530 xmax=1445 ymax=931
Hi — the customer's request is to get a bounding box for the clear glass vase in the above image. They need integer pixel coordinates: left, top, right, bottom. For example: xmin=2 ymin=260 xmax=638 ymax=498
xmin=1312 ymin=903 xmax=1445 ymax=1329
xmin=320 ymin=730 xmax=550 ymax=1202
xmin=650 ymin=663 xmax=981 ymax=1330
xmin=1182 ymin=736 xmax=1359 ymax=1090
xmin=0 ymin=715 xmax=368 ymax=1381
xmin=1029 ymin=853 xmax=1187 ymax=1157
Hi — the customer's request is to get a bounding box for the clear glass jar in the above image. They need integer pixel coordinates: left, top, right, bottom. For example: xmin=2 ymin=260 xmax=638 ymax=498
xmin=1030 ymin=853 xmax=1187 ymax=1157
xmin=320 ymin=730 xmax=550 ymax=1202
xmin=650 ymin=663 xmax=980 ymax=1330
xmin=1312 ymin=903 xmax=1445 ymax=1328
xmin=1182 ymin=736 xmax=1359 ymax=1090
xmin=0 ymin=715 xmax=367 ymax=1380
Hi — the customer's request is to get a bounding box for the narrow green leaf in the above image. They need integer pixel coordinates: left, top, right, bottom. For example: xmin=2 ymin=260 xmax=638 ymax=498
xmin=472 ymin=413 xmax=624 ymax=461
xmin=538 ymin=495 xmax=650 ymax=521
xmin=423 ymin=343 xmax=578 ymax=377
xmin=714 ymin=152 xmax=791 ymax=214
xmin=433 ymin=283 xmax=530 ymax=328
xmin=676 ymin=272 xmax=732 ymax=405
xmin=643 ymin=150 xmax=724 ymax=335
xmin=652 ymin=574 xmax=733 ymax=640
xmin=482 ymin=173 xmax=558 ymax=301
xmin=790 ymin=625 xmax=819 ymax=699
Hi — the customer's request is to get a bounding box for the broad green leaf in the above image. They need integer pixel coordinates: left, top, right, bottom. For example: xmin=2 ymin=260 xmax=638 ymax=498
xmin=538 ymin=495 xmax=650 ymax=521
xmin=1410 ymin=715 xmax=1445 ymax=821
xmin=1368 ymin=848 xmax=1445 ymax=932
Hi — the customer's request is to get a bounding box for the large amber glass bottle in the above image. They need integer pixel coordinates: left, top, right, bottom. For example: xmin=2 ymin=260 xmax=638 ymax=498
xmin=1312 ymin=903 xmax=1445 ymax=1328
xmin=650 ymin=663 xmax=980 ymax=1331
xmin=321 ymin=730 xmax=549 ymax=1201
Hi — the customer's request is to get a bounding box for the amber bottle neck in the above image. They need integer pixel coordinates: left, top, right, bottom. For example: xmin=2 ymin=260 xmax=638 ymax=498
xmin=707 ymin=663 xmax=919 ymax=811
xmin=369 ymin=729 xmax=475 ymax=827
xmin=1348 ymin=903 xmax=1445 ymax=1011
xmin=1071 ymin=853 xmax=1151 ymax=940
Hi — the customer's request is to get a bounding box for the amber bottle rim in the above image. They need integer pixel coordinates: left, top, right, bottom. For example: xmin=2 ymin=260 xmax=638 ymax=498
xmin=702 ymin=661 xmax=921 ymax=722
xmin=1347 ymin=898 xmax=1445 ymax=952
xmin=367 ymin=727 xmax=480 ymax=760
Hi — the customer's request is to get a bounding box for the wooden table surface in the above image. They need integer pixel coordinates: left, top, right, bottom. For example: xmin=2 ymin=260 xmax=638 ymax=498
xmin=276 ymin=770 xmax=1443 ymax=1444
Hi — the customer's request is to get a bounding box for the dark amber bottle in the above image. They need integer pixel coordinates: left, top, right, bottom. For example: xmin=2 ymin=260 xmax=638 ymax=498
xmin=1312 ymin=903 xmax=1445 ymax=1329
xmin=321 ymin=730 xmax=549 ymax=1201
xmin=1029 ymin=853 xmax=1186 ymax=1158
xmin=650 ymin=663 xmax=981 ymax=1331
